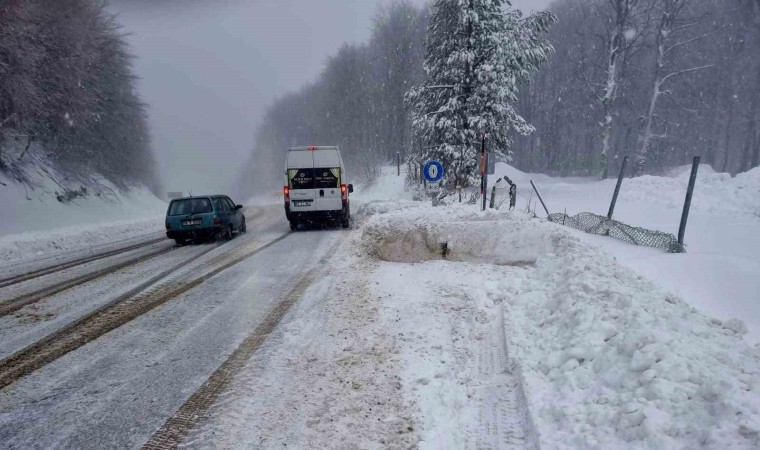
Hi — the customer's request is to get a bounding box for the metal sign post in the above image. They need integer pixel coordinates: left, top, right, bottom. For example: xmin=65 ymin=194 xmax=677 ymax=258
xmin=480 ymin=134 xmax=487 ymax=211
xmin=677 ymin=156 xmax=700 ymax=249
xmin=607 ymin=156 xmax=628 ymax=220
xmin=530 ymin=180 xmax=551 ymax=220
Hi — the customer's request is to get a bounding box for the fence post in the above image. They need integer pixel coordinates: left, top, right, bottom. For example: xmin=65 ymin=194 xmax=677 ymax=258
xmin=677 ymin=156 xmax=700 ymax=249
xmin=397 ymin=151 xmax=400 ymax=176
xmin=607 ymin=156 xmax=628 ymax=220
xmin=530 ymin=180 xmax=551 ymax=220
xmin=489 ymin=183 xmax=497 ymax=209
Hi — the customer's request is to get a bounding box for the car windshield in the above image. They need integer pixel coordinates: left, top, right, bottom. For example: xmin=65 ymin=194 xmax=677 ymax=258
xmin=168 ymin=198 xmax=212 ymax=215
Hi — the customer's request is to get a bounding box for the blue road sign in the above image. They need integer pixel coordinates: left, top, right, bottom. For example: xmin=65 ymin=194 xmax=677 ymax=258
xmin=423 ymin=160 xmax=444 ymax=182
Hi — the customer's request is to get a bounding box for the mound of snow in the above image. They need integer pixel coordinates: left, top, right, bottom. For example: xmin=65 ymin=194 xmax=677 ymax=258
xmin=363 ymin=204 xmax=559 ymax=265
xmin=364 ymin=203 xmax=760 ymax=449
xmin=497 ymin=161 xmax=760 ymax=216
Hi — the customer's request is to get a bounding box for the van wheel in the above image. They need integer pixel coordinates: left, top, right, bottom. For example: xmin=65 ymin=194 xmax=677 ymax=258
xmin=289 ymin=221 xmax=298 ymax=231
xmin=341 ymin=215 xmax=350 ymax=229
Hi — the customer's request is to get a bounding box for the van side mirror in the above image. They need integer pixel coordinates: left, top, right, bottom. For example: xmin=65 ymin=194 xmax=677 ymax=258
xmin=236 ymin=204 xmax=243 ymax=209
xmin=348 ymin=184 xmax=354 ymax=193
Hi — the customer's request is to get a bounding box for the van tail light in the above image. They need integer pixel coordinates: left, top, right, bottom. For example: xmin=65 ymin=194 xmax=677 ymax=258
xmin=213 ymin=217 xmax=221 ymax=227
xmin=341 ymin=184 xmax=348 ymax=203
xmin=284 ymin=186 xmax=290 ymax=205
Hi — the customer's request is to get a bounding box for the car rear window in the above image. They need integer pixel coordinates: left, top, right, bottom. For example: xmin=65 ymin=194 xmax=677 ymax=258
xmin=288 ymin=168 xmax=314 ymax=190
xmin=314 ymin=168 xmax=340 ymax=188
xmin=168 ymin=198 xmax=212 ymax=215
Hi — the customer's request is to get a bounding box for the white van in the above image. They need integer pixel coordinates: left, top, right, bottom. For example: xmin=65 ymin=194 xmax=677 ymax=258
xmin=284 ymin=146 xmax=353 ymax=230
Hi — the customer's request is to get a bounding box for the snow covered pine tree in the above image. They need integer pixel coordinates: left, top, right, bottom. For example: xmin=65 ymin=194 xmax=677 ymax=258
xmin=406 ymin=0 xmax=555 ymax=193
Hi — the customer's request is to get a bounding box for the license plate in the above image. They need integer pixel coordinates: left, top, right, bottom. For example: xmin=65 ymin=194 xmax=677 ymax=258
xmin=293 ymin=200 xmax=311 ymax=207
xmin=182 ymin=219 xmax=202 ymax=226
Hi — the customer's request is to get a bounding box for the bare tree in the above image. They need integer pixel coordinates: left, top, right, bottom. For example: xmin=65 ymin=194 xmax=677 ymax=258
xmin=634 ymin=0 xmax=712 ymax=176
xmin=597 ymin=0 xmax=643 ymax=179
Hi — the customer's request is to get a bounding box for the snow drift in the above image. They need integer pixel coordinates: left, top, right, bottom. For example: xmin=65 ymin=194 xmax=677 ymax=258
xmin=362 ymin=201 xmax=760 ymax=449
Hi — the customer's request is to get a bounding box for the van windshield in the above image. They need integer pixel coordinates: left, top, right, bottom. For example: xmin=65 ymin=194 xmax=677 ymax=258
xmin=168 ymin=198 xmax=212 ymax=215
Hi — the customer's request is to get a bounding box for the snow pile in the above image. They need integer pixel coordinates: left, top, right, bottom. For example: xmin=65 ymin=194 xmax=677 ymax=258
xmin=501 ymin=229 xmax=760 ymax=449
xmin=364 ymin=204 xmax=760 ymax=449
xmin=621 ymin=165 xmax=760 ymax=215
xmin=494 ymin=161 xmax=760 ymax=216
xmin=363 ymin=204 xmax=559 ymax=266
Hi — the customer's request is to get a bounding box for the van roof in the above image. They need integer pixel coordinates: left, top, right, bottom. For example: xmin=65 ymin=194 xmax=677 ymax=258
xmin=287 ymin=146 xmax=338 ymax=152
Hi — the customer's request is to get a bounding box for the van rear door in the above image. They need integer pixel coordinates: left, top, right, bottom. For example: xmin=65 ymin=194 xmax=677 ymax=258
xmin=313 ymin=149 xmax=343 ymax=212
xmin=287 ymin=150 xmax=316 ymax=212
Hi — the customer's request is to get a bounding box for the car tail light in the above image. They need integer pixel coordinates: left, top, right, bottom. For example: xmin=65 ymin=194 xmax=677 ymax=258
xmin=341 ymin=184 xmax=348 ymax=203
xmin=284 ymin=186 xmax=290 ymax=205
xmin=213 ymin=217 xmax=221 ymax=227
xmin=308 ymin=146 xmax=317 ymax=150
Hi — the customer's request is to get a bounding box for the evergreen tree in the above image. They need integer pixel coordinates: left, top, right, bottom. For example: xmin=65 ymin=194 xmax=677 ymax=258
xmin=406 ymin=0 xmax=555 ymax=188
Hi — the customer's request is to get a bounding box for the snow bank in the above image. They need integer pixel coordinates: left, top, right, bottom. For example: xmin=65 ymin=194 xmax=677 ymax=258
xmin=492 ymin=161 xmax=760 ymax=343
xmin=0 ymin=170 xmax=166 ymax=265
xmin=364 ymin=203 xmax=760 ymax=449
xmin=363 ymin=203 xmax=559 ymax=265
xmin=622 ymin=165 xmax=760 ymax=215
xmin=495 ymin=162 xmax=760 ymax=216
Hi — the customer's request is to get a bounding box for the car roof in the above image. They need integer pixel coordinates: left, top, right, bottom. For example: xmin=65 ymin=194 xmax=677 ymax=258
xmin=170 ymin=195 xmax=229 ymax=201
xmin=287 ymin=146 xmax=338 ymax=151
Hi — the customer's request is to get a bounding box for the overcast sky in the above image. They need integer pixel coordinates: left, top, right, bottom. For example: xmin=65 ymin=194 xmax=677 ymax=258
xmin=107 ymin=0 xmax=553 ymax=195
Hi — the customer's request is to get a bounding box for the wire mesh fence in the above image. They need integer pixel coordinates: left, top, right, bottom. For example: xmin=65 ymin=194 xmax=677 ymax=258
xmin=548 ymin=211 xmax=683 ymax=253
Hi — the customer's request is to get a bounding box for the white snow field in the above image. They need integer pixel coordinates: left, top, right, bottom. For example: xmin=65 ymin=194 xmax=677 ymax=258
xmin=494 ymin=162 xmax=760 ymax=344
xmin=0 ymin=169 xmax=167 ymax=267
xmin=180 ymin=165 xmax=758 ymax=449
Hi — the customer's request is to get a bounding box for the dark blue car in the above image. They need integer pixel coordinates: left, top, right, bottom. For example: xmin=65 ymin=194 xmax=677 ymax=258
xmin=165 ymin=195 xmax=246 ymax=245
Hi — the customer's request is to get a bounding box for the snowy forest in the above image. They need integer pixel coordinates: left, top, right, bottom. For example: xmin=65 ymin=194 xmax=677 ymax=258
xmin=237 ymin=0 xmax=760 ymax=197
xmin=515 ymin=0 xmax=760 ymax=178
xmin=0 ymin=0 xmax=157 ymax=190
xmin=234 ymin=2 xmax=429 ymax=196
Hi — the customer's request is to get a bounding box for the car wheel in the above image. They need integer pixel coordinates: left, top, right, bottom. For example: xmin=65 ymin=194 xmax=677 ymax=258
xmin=174 ymin=239 xmax=185 ymax=247
xmin=240 ymin=218 xmax=247 ymax=233
xmin=341 ymin=216 xmax=350 ymax=229
xmin=227 ymin=225 xmax=234 ymax=240
xmin=289 ymin=221 xmax=298 ymax=231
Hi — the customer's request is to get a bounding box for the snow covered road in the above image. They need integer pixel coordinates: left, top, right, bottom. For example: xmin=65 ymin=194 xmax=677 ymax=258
xmin=0 ymin=206 xmax=342 ymax=448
